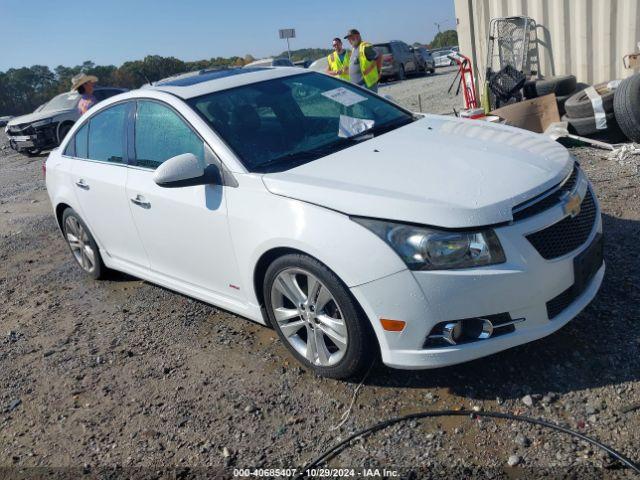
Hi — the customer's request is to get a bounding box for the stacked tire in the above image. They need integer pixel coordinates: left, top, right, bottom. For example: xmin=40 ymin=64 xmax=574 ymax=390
xmin=523 ymin=75 xmax=586 ymax=115
xmin=560 ymin=82 xmax=626 ymax=141
xmin=613 ymin=73 xmax=640 ymax=142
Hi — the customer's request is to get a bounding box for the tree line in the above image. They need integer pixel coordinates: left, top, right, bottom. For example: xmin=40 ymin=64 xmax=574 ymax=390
xmin=0 ymin=54 xmax=283 ymax=117
xmin=0 ymin=31 xmax=456 ymax=117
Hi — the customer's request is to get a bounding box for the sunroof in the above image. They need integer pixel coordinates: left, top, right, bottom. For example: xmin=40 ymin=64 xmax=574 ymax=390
xmin=156 ymin=67 xmax=272 ymax=87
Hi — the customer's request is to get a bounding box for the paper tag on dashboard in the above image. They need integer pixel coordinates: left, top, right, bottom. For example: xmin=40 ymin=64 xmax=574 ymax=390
xmin=322 ymin=87 xmax=367 ymax=107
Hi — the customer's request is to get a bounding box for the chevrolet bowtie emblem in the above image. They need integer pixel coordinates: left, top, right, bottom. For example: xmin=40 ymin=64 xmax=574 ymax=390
xmin=563 ymin=192 xmax=582 ymax=218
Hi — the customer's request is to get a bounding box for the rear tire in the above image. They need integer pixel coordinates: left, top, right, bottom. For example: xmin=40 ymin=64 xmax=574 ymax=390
xmin=263 ymin=253 xmax=376 ymax=379
xmin=61 ymin=208 xmax=107 ymax=280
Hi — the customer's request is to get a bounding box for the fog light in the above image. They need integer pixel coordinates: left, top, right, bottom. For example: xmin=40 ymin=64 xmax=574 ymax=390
xmin=442 ymin=322 xmax=463 ymax=345
xmin=424 ymin=314 xmax=524 ymax=348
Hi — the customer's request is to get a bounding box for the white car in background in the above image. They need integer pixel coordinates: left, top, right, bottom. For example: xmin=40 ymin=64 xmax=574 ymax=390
xmin=45 ymin=67 xmax=604 ymax=379
xmin=433 ymin=50 xmax=455 ymax=67
xmin=243 ymin=57 xmax=294 ymax=68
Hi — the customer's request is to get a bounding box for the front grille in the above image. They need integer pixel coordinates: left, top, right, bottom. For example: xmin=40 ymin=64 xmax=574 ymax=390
xmin=526 ymin=189 xmax=597 ymax=259
xmin=512 ymin=164 xmax=579 ymax=221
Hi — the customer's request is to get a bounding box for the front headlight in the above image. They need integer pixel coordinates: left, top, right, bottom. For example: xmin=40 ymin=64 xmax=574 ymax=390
xmin=353 ymin=217 xmax=506 ymax=270
xmin=31 ymin=118 xmax=53 ymax=128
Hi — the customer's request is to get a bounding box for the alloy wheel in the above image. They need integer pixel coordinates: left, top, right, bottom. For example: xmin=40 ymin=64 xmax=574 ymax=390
xmin=270 ymin=268 xmax=348 ymax=367
xmin=65 ymin=216 xmax=96 ymax=273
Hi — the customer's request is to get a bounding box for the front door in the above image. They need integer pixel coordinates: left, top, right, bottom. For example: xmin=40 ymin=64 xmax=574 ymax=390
xmin=125 ymin=100 xmax=243 ymax=300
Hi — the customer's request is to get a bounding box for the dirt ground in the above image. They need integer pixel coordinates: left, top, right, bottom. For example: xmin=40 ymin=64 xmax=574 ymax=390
xmin=1 ymin=111 xmax=639 ymax=479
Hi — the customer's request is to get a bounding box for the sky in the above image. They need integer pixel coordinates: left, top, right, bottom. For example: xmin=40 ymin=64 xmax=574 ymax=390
xmin=0 ymin=0 xmax=456 ymax=71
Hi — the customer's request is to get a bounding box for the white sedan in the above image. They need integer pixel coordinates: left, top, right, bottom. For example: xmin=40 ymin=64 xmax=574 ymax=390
xmin=45 ymin=67 xmax=604 ymax=379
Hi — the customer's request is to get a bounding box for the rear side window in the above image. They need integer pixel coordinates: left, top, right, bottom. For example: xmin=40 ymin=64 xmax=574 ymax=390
xmin=63 ymin=122 xmax=88 ymax=158
xmin=134 ymin=100 xmax=204 ymax=169
xmin=75 ymin=123 xmax=89 ymax=158
xmin=87 ymin=103 xmax=127 ymax=163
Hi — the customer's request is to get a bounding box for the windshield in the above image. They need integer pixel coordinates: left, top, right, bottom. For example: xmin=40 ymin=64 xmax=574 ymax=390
xmin=189 ymin=72 xmax=414 ymax=173
xmin=41 ymin=92 xmax=80 ymax=112
xmin=374 ymin=44 xmax=391 ymax=55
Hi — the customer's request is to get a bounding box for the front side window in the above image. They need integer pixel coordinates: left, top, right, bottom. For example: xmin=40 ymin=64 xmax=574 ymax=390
xmin=87 ymin=103 xmax=127 ymax=163
xmin=189 ymin=72 xmax=413 ymax=173
xmin=134 ymin=101 xmax=204 ymax=169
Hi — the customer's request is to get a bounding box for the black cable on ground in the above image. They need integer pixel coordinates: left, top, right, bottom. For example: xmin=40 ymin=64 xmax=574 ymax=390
xmin=293 ymin=409 xmax=640 ymax=479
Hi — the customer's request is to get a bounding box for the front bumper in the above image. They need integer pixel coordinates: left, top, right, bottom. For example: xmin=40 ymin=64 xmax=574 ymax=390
xmin=7 ymin=123 xmax=58 ymax=151
xmin=351 ymin=185 xmax=604 ymax=370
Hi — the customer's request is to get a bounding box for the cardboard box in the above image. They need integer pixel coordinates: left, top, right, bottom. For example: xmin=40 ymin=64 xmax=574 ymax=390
xmin=490 ymin=94 xmax=560 ymax=133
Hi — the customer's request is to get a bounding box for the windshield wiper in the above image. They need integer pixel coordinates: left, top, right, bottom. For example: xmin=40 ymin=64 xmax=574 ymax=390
xmin=253 ymin=140 xmax=351 ymax=173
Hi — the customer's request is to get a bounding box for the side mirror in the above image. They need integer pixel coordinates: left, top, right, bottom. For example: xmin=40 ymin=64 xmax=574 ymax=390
xmin=153 ymin=153 xmax=217 ymax=188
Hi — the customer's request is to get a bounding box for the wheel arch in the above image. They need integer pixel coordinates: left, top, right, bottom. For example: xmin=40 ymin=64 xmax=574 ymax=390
xmin=55 ymin=202 xmax=72 ymax=231
xmin=56 ymin=120 xmax=75 ymax=144
xmin=252 ymin=245 xmax=382 ymax=357
xmin=252 ymin=246 xmax=308 ymax=321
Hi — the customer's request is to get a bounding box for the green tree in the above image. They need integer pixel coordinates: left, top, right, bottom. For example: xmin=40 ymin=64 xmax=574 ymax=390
xmin=429 ymin=29 xmax=458 ymax=49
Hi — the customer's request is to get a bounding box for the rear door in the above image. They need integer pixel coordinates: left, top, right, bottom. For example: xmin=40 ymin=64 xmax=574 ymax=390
xmin=125 ymin=99 xmax=243 ymax=300
xmin=69 ymin=102 xmax=149 ymax=269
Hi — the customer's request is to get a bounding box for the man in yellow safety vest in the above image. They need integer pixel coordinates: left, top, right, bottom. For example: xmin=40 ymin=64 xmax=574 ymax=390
xmin=344 ymin=28 xmax=382 ymax=92
xmin=326 ymin=37 xmax=351 ymax=81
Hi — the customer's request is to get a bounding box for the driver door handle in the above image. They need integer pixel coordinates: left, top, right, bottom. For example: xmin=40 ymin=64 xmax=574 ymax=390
xmin=130 ymin=194 xmax=151 ymax=209
xmin=75 ymin=179 xmax=89 ymax=190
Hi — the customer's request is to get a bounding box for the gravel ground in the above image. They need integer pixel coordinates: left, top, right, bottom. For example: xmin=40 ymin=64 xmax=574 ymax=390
xmin=1 ymin=86 xmax=639 ymax=480
xmin=380 ymin=66 xmax=461 ymax=115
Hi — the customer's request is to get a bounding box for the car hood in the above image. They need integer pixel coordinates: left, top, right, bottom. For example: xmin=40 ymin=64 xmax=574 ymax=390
xmin=262 ymin=115 xmax=573 ymax=228
xmin=7 ymin=109 xmax=72 ymax=126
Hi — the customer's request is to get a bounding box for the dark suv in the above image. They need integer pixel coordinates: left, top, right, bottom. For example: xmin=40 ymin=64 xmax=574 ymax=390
xmin=373 ymin=41 xmax=419 ymax=81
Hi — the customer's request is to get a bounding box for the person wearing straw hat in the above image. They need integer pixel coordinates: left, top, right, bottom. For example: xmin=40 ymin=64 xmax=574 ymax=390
xmin=71 ymin=73 xmax=98 ymax=115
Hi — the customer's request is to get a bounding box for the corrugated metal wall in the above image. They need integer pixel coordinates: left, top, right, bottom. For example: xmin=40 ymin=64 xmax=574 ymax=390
xmin=455 ymin=0 xmax=640 ymax=87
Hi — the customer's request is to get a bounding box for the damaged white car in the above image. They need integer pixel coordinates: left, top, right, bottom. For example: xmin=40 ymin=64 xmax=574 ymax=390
xmin=6 ymin=87 xmax=126 ymax=156
xmin=45 ymin=68 xmax=604 ymax=379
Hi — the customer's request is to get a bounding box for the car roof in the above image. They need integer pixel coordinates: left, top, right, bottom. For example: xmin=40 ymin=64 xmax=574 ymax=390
xmin=146 ymin=66 xmax=310 ymax=99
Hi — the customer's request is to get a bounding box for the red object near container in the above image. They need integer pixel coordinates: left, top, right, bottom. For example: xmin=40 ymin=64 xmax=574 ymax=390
xmin=449 ymin=52 xmax=479 ymax=110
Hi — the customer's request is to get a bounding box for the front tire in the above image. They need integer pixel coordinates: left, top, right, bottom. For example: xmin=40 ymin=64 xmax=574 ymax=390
xmin=264 ymin=254 xmax=376 ymax=379
xmin=26 ymin=148 xmax=41 ymax=157
xmin=62 ymin=208 xmax=107 ymax=279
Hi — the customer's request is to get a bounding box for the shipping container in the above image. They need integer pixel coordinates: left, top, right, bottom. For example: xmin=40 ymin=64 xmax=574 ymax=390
xmin=455 ymin=0 xmax=640 ymax=87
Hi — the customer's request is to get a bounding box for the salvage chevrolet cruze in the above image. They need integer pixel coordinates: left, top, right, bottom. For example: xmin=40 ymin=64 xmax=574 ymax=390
xmin=45 ymin=67 xmax=604 ymax=379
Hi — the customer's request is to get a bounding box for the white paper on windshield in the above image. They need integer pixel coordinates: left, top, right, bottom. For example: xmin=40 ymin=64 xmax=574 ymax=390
xmin=322 ymin=87 xmax=367 ymax=107
xmin=338 ymin=115 xmax=375 ymax=138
